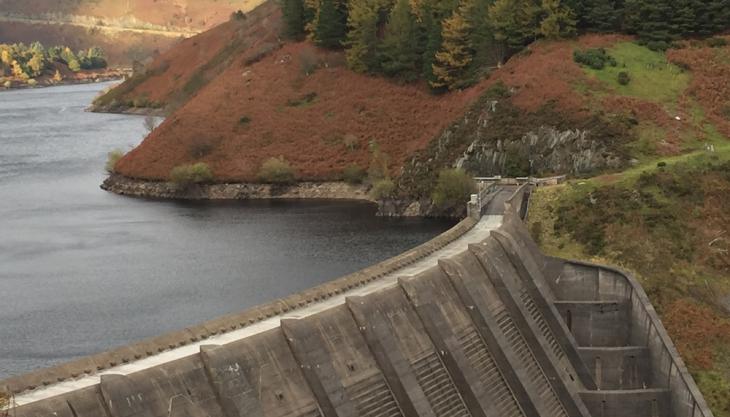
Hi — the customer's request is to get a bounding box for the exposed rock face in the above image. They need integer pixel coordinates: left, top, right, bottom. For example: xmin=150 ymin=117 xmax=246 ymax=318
xmin=457 ymin=125 xmax=624 ymax=176
xmin=101 ymin=174 xmax=372 ymax=201
xmin=399 ymin=89 xmax=629 ymax=199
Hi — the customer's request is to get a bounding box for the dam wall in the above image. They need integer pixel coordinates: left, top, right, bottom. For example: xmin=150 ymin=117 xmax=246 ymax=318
xmin=2 ymin=185 xmax=714 ymax=417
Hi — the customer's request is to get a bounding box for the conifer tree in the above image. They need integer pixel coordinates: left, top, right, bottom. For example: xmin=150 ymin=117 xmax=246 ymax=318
xmin=345 ymin=0 xmax=383 ymax=72
xmin=378 ymin=0 xmax=422 ymax=80
xmin=539 ymin=0 xmax=576 ymax=39
xmin=315 ymin=0 xmax=349 ymax=48
xmin=468 ymin=0 xmax=498 ymax=69
xmin=282 ymin=0 xmax=306 ymax=39
xmin=489 ymin=0 xmax=541 ymax=51
xmin=431 ymin=1 xmax=474 ymax=90
xmin=418 ymin=0 xmax=459 ymax=82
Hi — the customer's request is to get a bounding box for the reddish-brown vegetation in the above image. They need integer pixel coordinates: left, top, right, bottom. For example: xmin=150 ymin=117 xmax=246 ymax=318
xmin=669 ymin=37 xmax=730 ymax=138
xmin=115 ymin=41 xmax=487 ymax=181
xmin=105 ymin=1 xmax=282 ymax=108
xmin=663 ymin=299 xmax=730 ymax=371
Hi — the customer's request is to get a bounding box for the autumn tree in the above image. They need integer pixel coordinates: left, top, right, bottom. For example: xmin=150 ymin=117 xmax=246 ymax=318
xmin=417 ymin=0 xmax=459 ymax=82
xmin=431 ymin=1 xmax=474 ymax=90
xmin=539 ymin=0 xmax=576 ymax=39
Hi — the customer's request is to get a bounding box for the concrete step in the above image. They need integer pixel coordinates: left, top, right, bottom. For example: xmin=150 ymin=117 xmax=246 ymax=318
xmin=579 ymin=389 xmax=672 ymax=417
xmin=577 ymin=347 xmax=652 ymax=391
xmin=554 ymin=301 xmax=631 ymax=347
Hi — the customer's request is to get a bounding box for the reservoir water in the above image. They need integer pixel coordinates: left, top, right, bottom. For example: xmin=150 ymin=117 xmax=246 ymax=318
xmin=0 ymin=83 xmax=453 ymax=379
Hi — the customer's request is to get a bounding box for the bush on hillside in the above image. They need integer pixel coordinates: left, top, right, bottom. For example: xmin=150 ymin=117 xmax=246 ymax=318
xmin=257 ymin=156 xmax=296 ymax=184
xmin=170 ymin=162 xmax=213 ymax=185
xmin=370 ymin=179 xmax=396 ymax=200
xmin=617 ymin=71 xmax=631 ymax=85
xmin=573 ymin=48 xmax=617 ymax=70
xmin=105 ymin=149 xmax=125 ymax=173
xmin=342 ymin=164 xmax=366 ymax=184
xmin=230 ymin=10 xmax=246 ymax=20
xmin=367 ymin=141 xmax=390 ymax=182
xmin=707 ymin=37 xmax=728 ymax=48
xmin=431 ymin=168 xmax=476 ymax=210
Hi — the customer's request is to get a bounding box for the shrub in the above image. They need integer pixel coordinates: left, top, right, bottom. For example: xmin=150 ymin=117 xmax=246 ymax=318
xmin=617 ymin=71 xmax=631 ymax=85
xmin=431 ymin=168 xmax=476 ymax=209
xmin=707 ymin=37 xmax=728 ymax=48
xmin=105 ymin=149 xmax=125 ymax=173
xmin=189 ymin=142 xmax=214 ymax=158
xmin=239 ymin=115 xmax=251 ymax=125
xmin=27 ymin=78 xmax=37 ymax=86
xmin=343 ymin=133 xmax=359 ymax=150
xmin=573 ymin=48 xmax=617 ymax=70
xmin=287 ymin=92 xmax=317 ymax=107
xmin=370 ymin=179 xmax=396 ymax=200
xmin=257 ymin=156 xmax=296 ymax=184
xmin=342 ymin=164 xmax=366 ymax=184
xmin=299 ymin=49 xmax=320 ymax=75
xmin=367 ymin=141 xmax=390 ymax=182
xmin=170 ymin=162 xmax=213 ymax=185
xmin=646 ymin=40 xmax=670 ymax=52
xmin=230 ymin=10 xmax=246 ymax=20
xmin=3 ymin=80 xmax=10 ymax=88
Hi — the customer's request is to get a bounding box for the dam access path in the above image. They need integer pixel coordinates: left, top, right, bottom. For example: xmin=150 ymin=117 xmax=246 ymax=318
xmin=5 ymin=186 xmax=518 ymax=408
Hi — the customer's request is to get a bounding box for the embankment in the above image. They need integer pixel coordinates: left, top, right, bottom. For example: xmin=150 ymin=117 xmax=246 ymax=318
xmin=101 ymin=174 xmax=371 ymax=201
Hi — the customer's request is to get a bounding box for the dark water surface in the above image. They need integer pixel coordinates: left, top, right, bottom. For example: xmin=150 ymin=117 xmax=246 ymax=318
xmin=0 ymin=83 xmax=453 ymax=378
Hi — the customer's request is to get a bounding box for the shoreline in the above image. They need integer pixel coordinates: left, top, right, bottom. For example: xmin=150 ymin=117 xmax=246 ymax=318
xmin=101 ymin=174 xmax=443 ymax=217
xmin=0 ymin=71 xmax=128 ymax=92
xmin=101 ymin=174 xmax=373 ymax=202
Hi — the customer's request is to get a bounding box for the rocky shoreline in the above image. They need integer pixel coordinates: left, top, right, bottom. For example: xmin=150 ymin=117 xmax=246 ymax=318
xmin=1 ymin=70 xmax=129 ymax=91
xmin=101 ymin=174 xmax=372 ymax=201
xmin=101 ymin=174 xmax=446 ymax=217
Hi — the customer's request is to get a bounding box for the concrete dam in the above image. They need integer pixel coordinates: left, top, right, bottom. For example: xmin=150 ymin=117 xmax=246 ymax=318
xmin=1 ymin=185 xmax=714 ymax=417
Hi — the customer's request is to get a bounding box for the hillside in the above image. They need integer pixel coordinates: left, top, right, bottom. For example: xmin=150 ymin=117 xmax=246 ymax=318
xmin=91 ymin=1 xmax=283 ymax=112
xmin=104 ymin=31 xmax=730 ymax=196
xmin=0 ymin=0 xmax=267 ymax=66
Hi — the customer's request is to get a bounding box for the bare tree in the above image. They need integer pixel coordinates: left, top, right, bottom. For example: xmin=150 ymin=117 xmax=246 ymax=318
xmin=144 ymin=115 xmax=157 ymax=134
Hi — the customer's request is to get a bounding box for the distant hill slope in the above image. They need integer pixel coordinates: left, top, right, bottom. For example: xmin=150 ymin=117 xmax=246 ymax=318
xmin=91 ymin=0 xmax=282 ymax=111
xmin=0 ymin=0 xmax=266 ymax=66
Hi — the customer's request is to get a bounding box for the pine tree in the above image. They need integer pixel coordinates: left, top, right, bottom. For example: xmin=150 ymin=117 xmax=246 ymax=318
xmin=431 ymin=1 xmax=474 ymax=90
xmin=539 ymin=0 xmax=576 ymax=39
xmin=576 ymin=0 xmax=620 ymax=33
xmin=282 ymin=0 xmax=306 ymax=39
xmin=377 ymin=0 xmax=422 ymax=80
xmin=468 ymin=0 xmax=498 ymax=69
xmin=418 ymin=0 xmax=459 ymax=82
xmin=489 ymin=0 xmax=541 ymax=51
xmin=345 ymin=0 xmax=383 ymax=72
xmin=314 ymin=0 xmax=348 ymax=48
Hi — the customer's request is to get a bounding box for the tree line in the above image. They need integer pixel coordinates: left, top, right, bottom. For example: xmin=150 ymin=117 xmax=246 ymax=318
xmin=281 ymin=0 xmax=729 ymax=90
xmin=0 ymin=42 xmax=108 ymax=82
